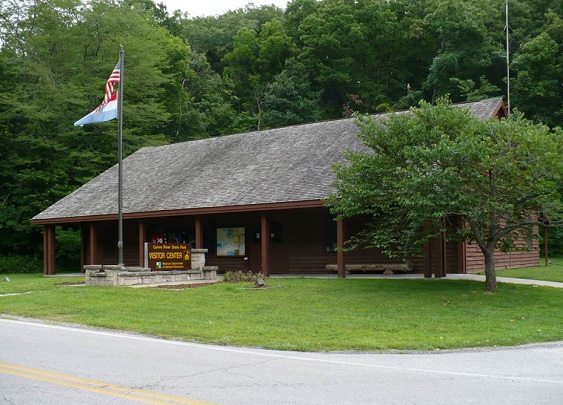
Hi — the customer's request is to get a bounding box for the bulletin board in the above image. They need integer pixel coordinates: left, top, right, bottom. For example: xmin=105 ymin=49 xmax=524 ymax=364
xmin=216 ymin=227 xmax=245 ymax=256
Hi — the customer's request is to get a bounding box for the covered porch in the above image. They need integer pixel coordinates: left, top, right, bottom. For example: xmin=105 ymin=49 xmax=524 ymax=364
xmin=38 ymin=204 xmax=458 ymax=278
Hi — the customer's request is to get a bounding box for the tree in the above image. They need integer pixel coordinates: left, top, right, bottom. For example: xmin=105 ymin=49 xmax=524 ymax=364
xmin=422 ymin=0 xmax=500 ymax=102
xmin=0 ymin=0 xmax=177 ymax=260
xmin=222 ymin=18 xmax=295 ymax=130
xmin=166 ymin=51 xmax=236 ymax=141
xmin=184 ymin=4 xmax=283 ymax=74
xmin=326 ymin=99 xmax=563 ymax=292
xmin=265 ymin=58 xmax=322 ymax=128
xmin=297 ymin=0 xmax=402 ymax=115
xmin=0 ymin=0 xmax=90 ymax=256
xmin=512 ymin=12 xmax=563 ymax=128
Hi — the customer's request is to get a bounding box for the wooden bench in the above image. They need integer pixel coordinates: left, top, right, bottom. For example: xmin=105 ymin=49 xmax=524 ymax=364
xmin=326 ymin=262 xmax=413 ymax=275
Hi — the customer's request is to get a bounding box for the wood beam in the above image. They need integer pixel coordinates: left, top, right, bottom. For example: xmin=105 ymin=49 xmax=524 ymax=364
xmin=261 ymin=214 xmax=270 ymax=276
xmin=89 ymin=223 xmax=97 ymax=265
xmin=43 ymin=225 xmax=56 ymax=275
xmin=336 ymin=218 xmax=346 ymax=278
xmin=433 ymin=236 xmax=446 ymax=278
xmin=457 ymin=216 xmax=467 ymax=274
xmin=138 ymin=221 xmax=146 ymax=266
xmin=31 ymin=200 xmax=326 ymax=225
xmin=43 ymin=226 xmax=48 ymax=275
xmin=80 ymin=225 xmax=85 ymax=272
xmin=195 ymin=216 xmax=203 ymax=249
xmin=423 ymin=242 xmax=432 ymax=278
xmin=457 ymin=240 xmax=466 ymax=274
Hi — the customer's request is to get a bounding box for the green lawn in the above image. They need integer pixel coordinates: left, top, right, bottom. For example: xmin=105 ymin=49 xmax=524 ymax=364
xmin=1 ymin=273 xmax=562 ymax=352
xmin=493 ymin=257 xmax=563 ymax=283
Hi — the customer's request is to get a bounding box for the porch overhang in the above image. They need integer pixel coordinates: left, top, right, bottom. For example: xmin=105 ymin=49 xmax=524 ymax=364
xmin=30 ymin=199 xmax=326 ymax=226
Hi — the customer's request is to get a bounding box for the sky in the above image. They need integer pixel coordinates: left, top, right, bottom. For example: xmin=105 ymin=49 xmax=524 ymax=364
xmin=159 ymin=1 xmax=290 ymax=17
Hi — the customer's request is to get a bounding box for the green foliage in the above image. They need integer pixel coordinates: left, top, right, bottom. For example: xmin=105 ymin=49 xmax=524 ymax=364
xmin=327 ymin=98 xmax=563 ymax=291
xmin=0 ymin=254 xmax=43 ymax=274
xmin=512 ymin=12 xmax=563 ymax=127
xmin=0 ymin=0 xmax=181 ymax=256
xmin=55 ymin=228 xmax=81 ymax=266
xmin=453 ymin=76 xmax=502 ymax=102
xmin=542 ymin=227 xmax=563 ymax=257
xmin=422 ymin=0 xmax=499 ymax=101
xmin=265 ymin=58 xmax=322 ymax=128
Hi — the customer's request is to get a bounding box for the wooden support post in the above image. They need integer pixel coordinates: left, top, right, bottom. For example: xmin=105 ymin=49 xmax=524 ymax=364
xmin=43 ymin=226 xmax=48 ymax=275
xmin=423 ymin=242 xmax=432 ymax=278
xmin=89 ymin=223 xmax=97 ymax=265
xmin=138 ymin=221 xmax=146 ymax=267
xmin=336 ymin=218 xmax=346 ymax=278
xmin=261 ymin=214 xmax=270 ymax=276
xmin=457 ymin=217 xmax=467 ymax=274
xmin=80 ymin=225 xmax=86 ymax=272
xmin=195 ymin=216 xmax=203 ymax=249
xmin=43 ymin=225 xmax=56 ymax=275
xmin=436 ymin=217 xmax=448 ymax=278
xmin=441 ymin=236 xmax=447 ymax=277
xmin=433 ymin=236 xmax=446 ymax=278
xmin=545 ymin=227 xmax=549 ymax=266
xmin=457 ymin=240 xmax=467 ymax=274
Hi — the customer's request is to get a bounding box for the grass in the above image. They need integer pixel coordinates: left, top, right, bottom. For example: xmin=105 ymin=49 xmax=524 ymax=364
xmin=493 ymin=257 xmax=563 ymax=283
xmin=1 ymin=273 xmax=562 ymax=352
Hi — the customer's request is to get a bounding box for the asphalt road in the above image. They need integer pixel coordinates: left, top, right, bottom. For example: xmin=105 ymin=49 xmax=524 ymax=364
xmin=1 ymin=317 xmax=562 ymax=405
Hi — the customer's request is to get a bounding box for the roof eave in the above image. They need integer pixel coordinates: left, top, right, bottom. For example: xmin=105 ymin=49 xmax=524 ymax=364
xmin=30 ymin=199 xmax=326 ymax=225
xmin=492 ymin=99 xmax=508 ymax=118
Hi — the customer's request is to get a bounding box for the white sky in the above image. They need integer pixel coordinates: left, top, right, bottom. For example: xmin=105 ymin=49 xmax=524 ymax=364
xmin=159 ymin=1 xmax=290 ymax=17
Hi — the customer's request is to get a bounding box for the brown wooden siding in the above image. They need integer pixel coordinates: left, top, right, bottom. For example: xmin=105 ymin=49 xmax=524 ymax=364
xmin=446 ymin=240 xmax=460 ymax=273
xmin=465 ymin=241 xmax=539 ymax=273
xmin=462 ymin=219 xmax=540 ymax=273
xmin=340 ymin=217 xmax=428 ymax=272
xmin=206 ymin=256 xmax=250 ymax=272
xmin=284 ymin=209 xmax=334 ymax=273
xmin=81 ymin=208 xmax=538 ymax=275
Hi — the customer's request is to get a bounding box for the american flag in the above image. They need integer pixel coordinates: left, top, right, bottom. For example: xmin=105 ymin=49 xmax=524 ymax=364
xmin=74 ymin=60 xmax=121 ymax=126
xmin=96 ymin=61 xmax=120 ymax=112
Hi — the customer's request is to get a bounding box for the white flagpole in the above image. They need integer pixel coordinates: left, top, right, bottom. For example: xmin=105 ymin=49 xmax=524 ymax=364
xmin=117 ymin=45 xmax=125 ymax=266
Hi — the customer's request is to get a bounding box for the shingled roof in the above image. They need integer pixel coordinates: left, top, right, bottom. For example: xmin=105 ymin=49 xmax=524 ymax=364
xmin=32 ymin=98 xmax=505 ymax=224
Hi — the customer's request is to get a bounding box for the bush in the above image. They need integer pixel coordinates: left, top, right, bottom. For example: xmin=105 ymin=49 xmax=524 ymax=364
xmin=0 ymin=254 xmax=43 ymax=274
xmin=223 ymin=271 xmax=265 ymax=283
xmin=540 ymin=227 xmax=563 ymax=257
xmin=56 ymin=227 xmax=81 ymax=264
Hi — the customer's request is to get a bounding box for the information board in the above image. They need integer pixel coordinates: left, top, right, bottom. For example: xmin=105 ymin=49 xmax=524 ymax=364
xmin=217 ymin=227 xmax=245 ymax=256
xmin=145 ymin=243 xmax=191 ymax=271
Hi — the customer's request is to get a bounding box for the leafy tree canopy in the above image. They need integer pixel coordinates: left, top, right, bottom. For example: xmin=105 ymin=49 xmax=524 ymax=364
xmin=327 ymin=99 xmax=563 ymax=291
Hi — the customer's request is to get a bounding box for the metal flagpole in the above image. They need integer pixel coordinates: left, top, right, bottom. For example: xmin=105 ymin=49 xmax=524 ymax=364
xmin=505 ymin=0 xmax=511 ymax=115
xmin=117 ymin=45 xmax=125 ymax=266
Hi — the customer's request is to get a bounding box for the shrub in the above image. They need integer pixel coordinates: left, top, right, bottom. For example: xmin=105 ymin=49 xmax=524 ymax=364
xmin=223 ymin=270 xmax=265 ymax=283
xmin=55 ymin=228 xmax=81 ymax=265
xmin=0 ymin=254 xmax=43 ymax=274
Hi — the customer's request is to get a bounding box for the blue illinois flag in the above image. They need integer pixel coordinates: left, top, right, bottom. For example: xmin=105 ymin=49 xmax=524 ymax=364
xmin=74 ymin=62 xmax=120 ymax=126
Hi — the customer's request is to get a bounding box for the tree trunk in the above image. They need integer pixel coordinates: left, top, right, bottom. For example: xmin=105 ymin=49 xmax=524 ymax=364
xmin=483 ymin=248 xmax=497 ymax=292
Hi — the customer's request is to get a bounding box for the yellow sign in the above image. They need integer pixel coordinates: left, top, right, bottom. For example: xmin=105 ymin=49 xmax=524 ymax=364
xmin=146 ymin=243 xmax=191 ymax=271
